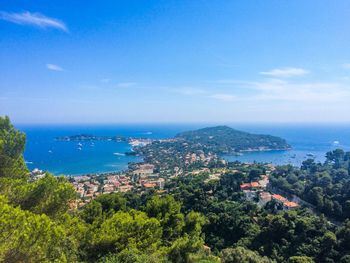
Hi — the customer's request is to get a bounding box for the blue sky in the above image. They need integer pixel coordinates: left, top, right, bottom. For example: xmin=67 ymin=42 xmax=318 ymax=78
xmin=1 ymin=1 xmax=350 ymax=124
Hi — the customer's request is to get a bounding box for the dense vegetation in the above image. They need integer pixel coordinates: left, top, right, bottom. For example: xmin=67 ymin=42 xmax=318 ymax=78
xmin=0 ymin=117 xmax=213 ymax=262
xmin=175 ymin=126 xmax=290 ymax=153
xmin=135 ymin=126 xmax=289 ymax=176
xmin=270 ymin=149 xmax=350 ymax=221
xmin=2 ymin=116 xmax=350 ymax=262
xmin=167 ymin=171 xmax=350 ymax=263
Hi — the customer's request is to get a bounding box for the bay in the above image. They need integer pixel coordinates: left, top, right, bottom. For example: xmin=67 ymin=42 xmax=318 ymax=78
xmin=17 ymin=123 xmax=350 ymax=175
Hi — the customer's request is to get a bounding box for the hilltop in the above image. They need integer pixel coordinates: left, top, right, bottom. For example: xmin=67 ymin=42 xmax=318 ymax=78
xmin=175 ymin=125 xmax=290 ymax=153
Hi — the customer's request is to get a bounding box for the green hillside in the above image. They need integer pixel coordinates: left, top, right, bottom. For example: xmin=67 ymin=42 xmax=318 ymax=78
xmin=176 ymin=125 xmax=290 ymax=153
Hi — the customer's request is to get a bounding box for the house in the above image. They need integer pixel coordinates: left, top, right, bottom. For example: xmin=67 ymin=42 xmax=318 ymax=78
xmin=156 ymin=178 xmax=165 ymax=189
xmin=283 ymin=201 xmax=299 ymax=210
xmin=139 ymin=164 xmax=155 ymax=170
xmin=272 ymin=194 xmax=299 ymax=210
xmin=102 ymin=184 xmax=115 ymax=193
xmin=133 ymin=163 xmax=154 ymax=176
xmin=119 ymin=185 xmax=133 ymax=192
xmin=143 ymin=182 xmax=157 ymax=189
xmin=240 ymin=181 xmax=262 ymax=191
xmin=258 ymin=192 xmax=272 ymax=207
xmin=240 ymin=183 xmax=252 ymax=190
xmin=272 ymin=194 xmax=288 ymax=203
xmin=250 ymin=182 xmax=260 ymax=188
xmin=258 ymin=175 xmax=269 ymax=188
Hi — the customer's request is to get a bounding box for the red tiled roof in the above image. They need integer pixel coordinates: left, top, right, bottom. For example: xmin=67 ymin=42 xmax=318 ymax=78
xmin=143 ymin=183 xmax=157 ymax=188
xmin=272 ymin=194 xmax=288 ymax=202
xmin=251 ymin=182 xmax=260 ymax=188
xmin=284 ymin=201 xmax=299 ymax=208
xmin=240 ymin=183 xmax=251 ymax=190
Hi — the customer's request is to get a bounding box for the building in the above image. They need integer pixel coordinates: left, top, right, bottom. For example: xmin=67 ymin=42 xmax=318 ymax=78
xmin=258 ymin=175 xmax=269 ymax=188
xmin=283 ymin=201 xmax=299 ymax=210
xmin=143 ymin=182 xmax=157 ymax=189
xmin=119 ymin=185 xmax=133 ymax=192
xmin=258 ymin=192 xmax=272 ymax=207
xmin=156 ymin=178 xmax=165 ymax=189
xmin=240 ymin=182 xmax=262 ymax=191
xmin=272 ymin=194 xmax=299 ymax=210
xmin=133 ymin=163 xmax=154 ymax=176
xmin=272 ymin=194 xmax=288 ymax=203
xmin=240 ymin=183 xmax=252 ymax=190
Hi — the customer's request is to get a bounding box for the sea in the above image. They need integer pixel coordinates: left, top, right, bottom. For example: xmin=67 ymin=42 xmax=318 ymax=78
xmin=16 ymin=123 xmax=350 ymax=176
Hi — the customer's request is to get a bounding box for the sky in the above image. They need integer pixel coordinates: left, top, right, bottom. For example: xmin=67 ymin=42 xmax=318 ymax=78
xmin=1 ymin=1 xmax=350 ymax=124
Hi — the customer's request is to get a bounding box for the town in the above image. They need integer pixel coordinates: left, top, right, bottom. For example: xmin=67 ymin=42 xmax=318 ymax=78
xmin=31 ymin=157 xmax=300 ymax=212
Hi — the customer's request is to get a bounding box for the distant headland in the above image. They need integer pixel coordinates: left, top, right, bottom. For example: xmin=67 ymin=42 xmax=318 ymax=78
xmin=56 ymin=125 xmax=290 ymax=156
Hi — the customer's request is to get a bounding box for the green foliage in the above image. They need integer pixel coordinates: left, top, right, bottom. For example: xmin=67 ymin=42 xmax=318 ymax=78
xmin=80 ymin=200 xmax=104 ymax=224
xmin=220 ymin=246 xmax=271 ymax=263
xmin=94 ymin=192 xmax=127 ymax=213
xmin=0 ymin=116 xmax=213 ymax=262
xmin=98 ymin=247 xmax=162 ymax=263
xmin=288 ymin=256 xmax=315 ymax=263
xmin=3 ymin=116 xmax=350 ymax=262
xmin=270 ymin=149 xmax=350 ymax=220
xmin=20 ymin=174 xmax=76 ymax=217
xmin=88 ymin=210 xmax=162 ymax=259
xmin=146 ymin=195 xmax=185 ymax=241
xmin=176 ymin=126 xmax=290 ymax=153
xmin=0 ymin=116 xmax=28 ymax=179
xmin=0 ymin=195 xmax=78 ymax=262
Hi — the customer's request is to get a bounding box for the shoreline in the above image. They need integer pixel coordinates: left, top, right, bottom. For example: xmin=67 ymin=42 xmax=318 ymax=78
xmin=53 ymin=149 xmax=292 ymax=177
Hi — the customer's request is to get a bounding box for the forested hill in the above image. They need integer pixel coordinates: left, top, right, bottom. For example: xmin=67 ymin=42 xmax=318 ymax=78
xmin=175 ymin=125 xmax=290 ymax=153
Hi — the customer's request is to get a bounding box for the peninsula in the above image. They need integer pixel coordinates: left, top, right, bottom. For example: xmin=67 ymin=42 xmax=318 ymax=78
xmin=56 ymin=126 xmax=290 ymax=177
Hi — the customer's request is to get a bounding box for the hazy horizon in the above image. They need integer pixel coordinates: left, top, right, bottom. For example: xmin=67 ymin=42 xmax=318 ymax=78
xmin=13 ymin=120 xmax=350 ymax=127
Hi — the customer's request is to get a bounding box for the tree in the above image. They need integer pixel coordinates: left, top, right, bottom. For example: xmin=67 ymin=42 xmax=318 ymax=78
xmin=220 ymin=247 xmax=271 ymax=263
xmin=98 ymin=248 xmax=161 ymax=263
xmin=90 ymin=210 xmax=162 ymax=259
xmin=326 ymin=149 xmax=345 ymax=168
xmin=167 ymin=211 xmax=206 ymax=263
xmin=0 ymin=195 xmax=78 ymax=262
xmin=249 ymin=168 xmax=264 ymax=181
xmin=341 ymin=255 xmax=350 ymax=263
xmin=146 ymin=195 xmax=185 ymax=241
xmin=94 ymin=192 xmax=127 ymax=214
xmin=0 ymin=116 xmax=28 ymax=179
xmin=19 ymin=174 xmax=77 ymax=217
xmin=288 ymin=256 xmax=315 ymax=263
xmin=80 ymin=200 xmax=103 ymax=224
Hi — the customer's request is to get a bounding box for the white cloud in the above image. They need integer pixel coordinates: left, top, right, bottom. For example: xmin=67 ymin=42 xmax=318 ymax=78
xmin=210 ymin=94 xmax=236 ymax=102
xmin=260 ymin=67 xmax=309 ymax=77
xmin=0 ymin=11 xmax=68 ymax=32
xmin=342 ymin=63 xmax=350 ymax=69
xmin=170 ymin=75 xmax=350 ymax=106
xmin=237 ymin=79 xmax=350 ymax=103
xmin=173 ymin=87 xmax=207 ymax=95
xmin=116 ymin=82 xmax=137 ymax=88
xmin=46 ymin=64 xmax=64 ymax=71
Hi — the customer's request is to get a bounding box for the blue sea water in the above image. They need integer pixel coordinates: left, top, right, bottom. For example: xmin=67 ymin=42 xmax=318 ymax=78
xmin=18 ymin=124 xmax=199 ymax=176
xmin=17 ymin=124 xmax=350 ymax=176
